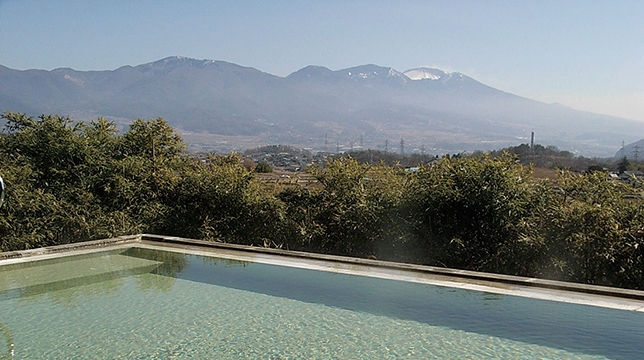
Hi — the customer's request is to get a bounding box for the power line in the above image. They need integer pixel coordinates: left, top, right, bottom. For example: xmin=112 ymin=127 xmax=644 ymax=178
xmin=633 ymin=145 xmax=641 ymax=163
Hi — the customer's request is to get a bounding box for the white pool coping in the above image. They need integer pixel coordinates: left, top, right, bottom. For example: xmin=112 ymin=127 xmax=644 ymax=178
xmin=2 ymin=234 xmax=644 ymax=312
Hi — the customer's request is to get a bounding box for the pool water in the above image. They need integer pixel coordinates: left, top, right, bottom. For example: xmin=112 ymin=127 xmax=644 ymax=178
xmin=1 ymin=247 xmax=643 ymax=359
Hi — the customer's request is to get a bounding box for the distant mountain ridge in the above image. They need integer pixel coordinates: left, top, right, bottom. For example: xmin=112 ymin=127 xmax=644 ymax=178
xmin=1 ymin=56 xmax=642 ymax=156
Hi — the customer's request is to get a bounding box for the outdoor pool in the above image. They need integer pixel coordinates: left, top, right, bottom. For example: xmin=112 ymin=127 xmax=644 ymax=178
xmin=1 ymin=243 xmax=643 ymax=359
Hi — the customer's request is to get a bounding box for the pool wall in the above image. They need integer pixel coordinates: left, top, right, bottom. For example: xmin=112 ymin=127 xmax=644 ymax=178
xmin=1 ymin=233 xmax=644 ymax=310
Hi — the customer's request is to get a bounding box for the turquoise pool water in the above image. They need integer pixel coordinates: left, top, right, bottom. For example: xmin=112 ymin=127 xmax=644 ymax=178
xmin=1 ymin=247 xmax=643 ymax=359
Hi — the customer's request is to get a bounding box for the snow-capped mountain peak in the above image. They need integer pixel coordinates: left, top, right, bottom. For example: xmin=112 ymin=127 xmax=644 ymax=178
xmin=341 ymin=65 xmax=406 ymax=81
xmin=403 ymin=68 xmax=449 ymax=81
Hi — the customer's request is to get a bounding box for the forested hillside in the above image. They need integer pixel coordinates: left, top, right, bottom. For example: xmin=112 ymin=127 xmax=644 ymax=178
xmin=1 ymin=112 xmax=643 ymax=290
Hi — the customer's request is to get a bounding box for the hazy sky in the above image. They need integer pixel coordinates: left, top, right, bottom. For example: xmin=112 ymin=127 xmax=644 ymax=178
xmin=1 ymin=0 xmax=643 ymax=121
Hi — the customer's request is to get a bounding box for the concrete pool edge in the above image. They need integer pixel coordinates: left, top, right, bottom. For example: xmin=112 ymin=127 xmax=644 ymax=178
xmin=139 ymin=234 xmax=644 ymax=302
xmin=2 ymin=233 xmax=644 ymax=311
xmin=0 ymin=235 xmax=140 ymax=261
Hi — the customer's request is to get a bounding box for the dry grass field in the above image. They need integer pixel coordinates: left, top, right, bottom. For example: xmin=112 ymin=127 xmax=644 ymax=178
xmin=532 ymin=167 xmax=559 ymax=180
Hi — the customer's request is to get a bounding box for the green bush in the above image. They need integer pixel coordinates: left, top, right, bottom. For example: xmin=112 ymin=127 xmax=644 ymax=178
xmin=2 ymin=112 xmax=644 ymax=290
xmin=254 ymin=161 xmax=273 ymax=173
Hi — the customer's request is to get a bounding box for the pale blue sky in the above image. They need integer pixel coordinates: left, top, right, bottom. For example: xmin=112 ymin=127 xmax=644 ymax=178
xmin=1 ymin=0 xmax=643 ymax=120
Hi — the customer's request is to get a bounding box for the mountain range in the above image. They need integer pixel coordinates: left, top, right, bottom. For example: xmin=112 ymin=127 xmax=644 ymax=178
xmin=1 ymin=56 xmax=643 ymax=157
